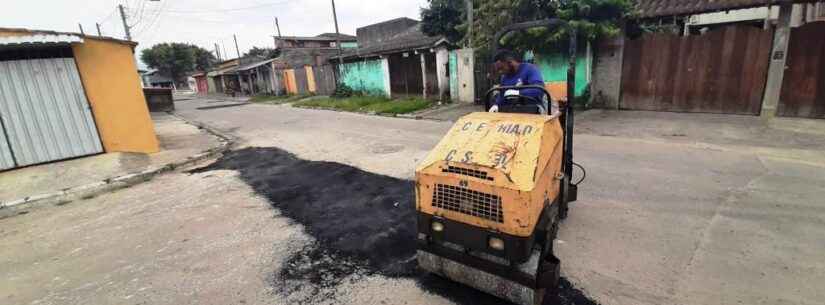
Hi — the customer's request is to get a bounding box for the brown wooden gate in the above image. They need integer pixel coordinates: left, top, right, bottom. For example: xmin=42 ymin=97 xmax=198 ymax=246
xmin=777 ymin=22 xmax=825 ymax=119
xmin=621 ymin=25 xmax=773 ymax=115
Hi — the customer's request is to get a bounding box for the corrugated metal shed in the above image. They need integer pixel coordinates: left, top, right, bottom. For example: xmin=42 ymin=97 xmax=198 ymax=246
xmin=0 ymin=124 xmax=13 ymax=170
xmin=0 ymin=57 xmax=103 ymax=167
xmin=0 ymin=34 xmax=83 ymax=47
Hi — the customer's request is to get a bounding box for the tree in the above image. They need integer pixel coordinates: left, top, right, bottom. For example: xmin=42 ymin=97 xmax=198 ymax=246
xmin=243 ymin=47 xmax=280 ymax=59
xmin=141 ymin=43 xmax=216 ymax=82
xmin=420 ymin=0 xmax=465 ymax=43
xmin=455 ymin=0 xmax=633 ymax=52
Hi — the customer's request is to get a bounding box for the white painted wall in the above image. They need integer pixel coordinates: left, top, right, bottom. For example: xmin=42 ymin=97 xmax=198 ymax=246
xmin=380 ymin=55 xmax=391 ymax=98
xmin=688 ymin=4 xmax=825 ymax=28
xmin=435 ymin=47 xmax=449 ymax=101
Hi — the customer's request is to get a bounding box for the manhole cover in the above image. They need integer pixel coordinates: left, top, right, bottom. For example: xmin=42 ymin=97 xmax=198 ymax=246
xmin=371 ymin=143 xmax=404 ymax=154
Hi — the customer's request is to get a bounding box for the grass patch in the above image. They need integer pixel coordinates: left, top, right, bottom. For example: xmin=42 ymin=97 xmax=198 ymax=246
xmin=249 ymin=94 xmax=310 ymax=104
xmin=294 ymin=96 xmax=432 ymax=115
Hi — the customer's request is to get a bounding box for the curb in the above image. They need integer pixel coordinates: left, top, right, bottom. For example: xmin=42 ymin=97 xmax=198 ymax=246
xmin=0 ymin=114 xmax=235 ymax=218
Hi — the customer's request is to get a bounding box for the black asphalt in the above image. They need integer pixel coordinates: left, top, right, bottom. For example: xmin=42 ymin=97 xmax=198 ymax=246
xmin=191 ymin=147 xmax=598 ymax=305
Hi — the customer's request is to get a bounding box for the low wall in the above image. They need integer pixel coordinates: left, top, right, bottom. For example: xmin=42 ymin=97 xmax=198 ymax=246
xmin=143 ymin=88 xmax=175 ymax=112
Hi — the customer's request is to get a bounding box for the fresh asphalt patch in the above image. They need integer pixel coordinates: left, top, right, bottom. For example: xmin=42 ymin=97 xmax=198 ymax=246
xmin=190 ymin=147 xmax=598 ymax=305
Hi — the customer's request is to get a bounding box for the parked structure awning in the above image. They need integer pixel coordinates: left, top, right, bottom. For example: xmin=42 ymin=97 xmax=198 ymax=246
xmin=236 ymin=58 xmax=277 ymax=72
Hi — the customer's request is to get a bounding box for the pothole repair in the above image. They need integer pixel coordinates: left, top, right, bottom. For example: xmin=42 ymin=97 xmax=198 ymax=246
xmin=190 ymin=147 xmax=599 ymax=305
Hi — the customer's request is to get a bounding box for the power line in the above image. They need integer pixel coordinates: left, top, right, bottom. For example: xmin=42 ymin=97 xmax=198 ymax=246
xmin=98 ymin=7 xmax=119 ymax=24
xmin=133 ymin=0 xmax=166 ymax=37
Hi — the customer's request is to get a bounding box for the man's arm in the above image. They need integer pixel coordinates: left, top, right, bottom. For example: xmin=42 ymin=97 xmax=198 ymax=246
xmin=520 ymin=65 xmax=546 ymax=102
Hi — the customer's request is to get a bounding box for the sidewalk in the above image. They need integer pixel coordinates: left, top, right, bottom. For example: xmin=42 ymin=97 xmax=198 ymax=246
xmin=0 ymin=113 xmax=228 ymax=217
xmin=576 ymin=109 xmax=825 ymax=165
xmin=410 ymin=102 xmax=482 ymax=121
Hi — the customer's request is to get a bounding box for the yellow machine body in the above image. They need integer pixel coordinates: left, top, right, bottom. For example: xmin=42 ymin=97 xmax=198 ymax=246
xmin=415 ymin=112 xmax=564 ymax=237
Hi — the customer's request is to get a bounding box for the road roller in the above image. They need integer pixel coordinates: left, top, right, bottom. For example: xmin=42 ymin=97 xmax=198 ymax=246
xmin=415 ymin=19 xmax=579 ymax=305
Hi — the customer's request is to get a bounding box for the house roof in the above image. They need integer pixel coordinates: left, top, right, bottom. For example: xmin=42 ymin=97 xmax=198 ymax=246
xmin=316 ymin=33 xmax=357 ymax=40
xmin=236 ymin=58 xmax=277 ymax=71
xmin=636 ymin=0 xmax=819 ymax=18
xmin=273 ymin=48 xmax=341 ymax=68
xmin=347 ymin=23 xmax=447 ymax=58
xmin=273 ymin=34 xmax=357 ymax=42
xmin=0 ymin=27 xmax=137 ymax=47
xmin=0 ymin=33 xmax=83 ymax=48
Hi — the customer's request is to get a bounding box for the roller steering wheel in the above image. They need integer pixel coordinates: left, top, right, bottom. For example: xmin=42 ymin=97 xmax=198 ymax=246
xmin=504 ymin=93 xmax=541 ymax=106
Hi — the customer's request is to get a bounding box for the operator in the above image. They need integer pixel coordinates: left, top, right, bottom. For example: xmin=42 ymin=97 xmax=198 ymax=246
xmin=490 ymin=49 xmax=548 ymax=114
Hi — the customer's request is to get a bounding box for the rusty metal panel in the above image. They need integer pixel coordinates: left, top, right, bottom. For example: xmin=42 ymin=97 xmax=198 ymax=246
xmin=778 ymin=22 xmax=825 ymax=119
xmin=389 ymin=53 xmax=424 ymax=96
xmin=293 ymin=66 xmax=308 ymax=94
xmin=312 ymin=65 xmax=336 ymax=95
xmin=621 ymin=25 xmax=772 ymax=115
xmin=0 ymin=57 xmax=103 ymax=168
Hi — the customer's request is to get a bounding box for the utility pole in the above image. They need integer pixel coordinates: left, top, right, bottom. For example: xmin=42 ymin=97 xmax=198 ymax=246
xmin=215 ymin=43 xmax=222 ymax=61
xmin=233 ymin=34 xmax=241 ymax=65
xmin=331 ymin=0 xmax=343 ymax=67
xmin=96 ymin=23 xmax=102 ymax=36
xmin=465 ymin=0 xmax=473 ymax=47
xmin=222 ymin=42 xmax=228 ymax=61
xmin=118 ymin=4 xmax=132 ymax=41
xmin=78 ymin=23 xmax=85 ymax=35
xmin=275 ymin=17 xmax=282 ymax=37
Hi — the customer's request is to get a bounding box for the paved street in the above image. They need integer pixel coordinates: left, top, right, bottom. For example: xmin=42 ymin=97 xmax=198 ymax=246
xmin=2 ymin=97 xmax=824 ymax=305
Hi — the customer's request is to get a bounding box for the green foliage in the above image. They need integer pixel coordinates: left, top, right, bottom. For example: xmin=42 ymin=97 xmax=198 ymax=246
xmin=463 ymin=0 xmax=634 ymax=53
xmin=294 ymin=96 xmax=432 ymax=115
xmin=141 ymin=43 xmax=216 ymax=81
xmin=243 ymin=47 xmax=280 ymax=59
xmin=250 ymin=94 xmax=310 ymax=104
xmin=331 ymin=83 xmax=356 ymax=98
xmin=420 ymin=0 xmax=466 ymax=42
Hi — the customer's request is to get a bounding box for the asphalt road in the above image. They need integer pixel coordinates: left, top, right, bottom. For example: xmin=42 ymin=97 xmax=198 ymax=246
xmin=2 ymin=97 xmax=823 ymax=305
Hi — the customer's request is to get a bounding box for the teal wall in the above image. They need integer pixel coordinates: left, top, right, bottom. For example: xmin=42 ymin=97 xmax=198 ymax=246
xmin=339 ymin=59 xmax=387 ymax=96
xmin=531 ymin=50 xmax=590 ymax=97
xmin=449 ymin=51 xmax=458 ymax=101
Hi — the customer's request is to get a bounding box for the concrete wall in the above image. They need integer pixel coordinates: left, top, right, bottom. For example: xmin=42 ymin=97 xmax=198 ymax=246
xmin=72 ymin=38 xmax=159 ymax=154
xmin=591 ymin=35 xmax=625 ymax=109
xmin=356 ymin=18 xmax=419 ymax=49
xmin=532 ymin=50 xmax=591 ymax=97
xmin=339 ymin=58 xmax=389 ymax=96
xmin=436 ymin=47 xmax=449 ymax=101
xmin=449 ymin=51 xmax=459 ymax=102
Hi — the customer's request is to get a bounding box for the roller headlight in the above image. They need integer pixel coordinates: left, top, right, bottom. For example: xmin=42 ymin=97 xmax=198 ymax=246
xmin=488 ymin=237 xmax=505 ymax=251
xmin=431 ymin=221 xmax=444 ymax=232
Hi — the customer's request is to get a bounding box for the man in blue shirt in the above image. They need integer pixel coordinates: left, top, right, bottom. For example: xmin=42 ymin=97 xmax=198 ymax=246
xmin=490 ymin=49 xmax=547 ymax=114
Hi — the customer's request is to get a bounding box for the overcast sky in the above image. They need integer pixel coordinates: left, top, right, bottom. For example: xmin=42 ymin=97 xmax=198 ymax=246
xmin=1 ymin=0 xmax=428 ymax=68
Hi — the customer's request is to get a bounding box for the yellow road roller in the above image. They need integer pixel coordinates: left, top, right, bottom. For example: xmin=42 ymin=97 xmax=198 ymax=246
xmin=415 ymin=19 xmax=579 ymax=305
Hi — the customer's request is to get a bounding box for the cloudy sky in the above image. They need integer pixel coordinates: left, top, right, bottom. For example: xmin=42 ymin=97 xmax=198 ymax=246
xmin=1 ymin=0 xmax=428 ymax=68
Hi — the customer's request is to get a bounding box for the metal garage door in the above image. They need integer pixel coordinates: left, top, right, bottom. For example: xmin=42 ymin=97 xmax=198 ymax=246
xmin=0 ymin=57 xmax=103 ymax=169
xmin=621 ymin=25 xmax=773 ymax=115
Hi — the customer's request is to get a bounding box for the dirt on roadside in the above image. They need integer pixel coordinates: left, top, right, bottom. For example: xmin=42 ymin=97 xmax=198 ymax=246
xmin=191 ymin=147 xmax=598 ymax=305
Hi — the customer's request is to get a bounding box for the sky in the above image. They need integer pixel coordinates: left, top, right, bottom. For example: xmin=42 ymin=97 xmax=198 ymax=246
xmin=1 ymin=0 xmax=429 ymax=68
